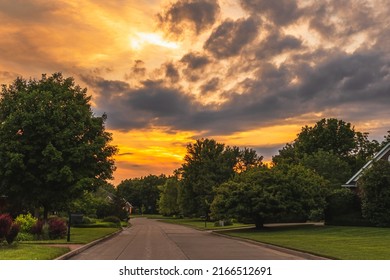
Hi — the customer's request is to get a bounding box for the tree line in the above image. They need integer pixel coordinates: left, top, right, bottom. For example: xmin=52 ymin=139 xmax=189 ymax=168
xmin=117 ymin=118 xmax=389 ymax=228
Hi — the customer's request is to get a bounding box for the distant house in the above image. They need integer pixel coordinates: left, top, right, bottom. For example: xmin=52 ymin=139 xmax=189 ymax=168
xmin=342 ymin=142 xmax=390 ymax=189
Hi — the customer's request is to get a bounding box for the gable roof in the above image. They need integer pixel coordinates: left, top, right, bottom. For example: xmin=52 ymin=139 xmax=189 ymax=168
xmin=343 ymin=142 xmax=390 ymax=187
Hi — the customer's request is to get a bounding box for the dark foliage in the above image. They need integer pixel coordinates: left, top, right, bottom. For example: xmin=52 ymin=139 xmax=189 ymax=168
xmin=30 ymin=220 xmax=44 ymax=236
xmin=0 ymin=213 xmax=12 ymax=239
xmin=102 ymin=216 xmax=121 ymax=226
xmin=47 ymin=217 xmax=67 ymax=239
xmin=6 ymin=223 xmax=20 ymax=244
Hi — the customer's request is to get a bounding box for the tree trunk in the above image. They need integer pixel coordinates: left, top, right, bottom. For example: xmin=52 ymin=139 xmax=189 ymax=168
xmin=43 ymin=206 xmax=49 ymax=222
xmin=254 ymin=217 xmax=264 ymax=229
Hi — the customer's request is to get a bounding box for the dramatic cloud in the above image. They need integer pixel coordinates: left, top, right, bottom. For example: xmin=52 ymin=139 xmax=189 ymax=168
xmin=204 ymin=17 xmax=259 ymax=58
xmin=82 ymin=46 xmax=390 ymax=136
xmin=81 ymin=75 xmax=199 ymax=131
xmin=255 ymin=29 xmax=303 ymax=59
xmin=157 ymin=0 xmax=221 ymax=38
xmin=239 ymin=0 xmax=302 ymax=25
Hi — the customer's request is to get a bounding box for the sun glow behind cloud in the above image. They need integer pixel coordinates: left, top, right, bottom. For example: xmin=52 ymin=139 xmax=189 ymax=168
xmin=130 ymin=32 xmax=180 ymax=50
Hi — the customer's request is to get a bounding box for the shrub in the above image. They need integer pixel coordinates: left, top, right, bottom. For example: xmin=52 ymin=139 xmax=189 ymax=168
xmin=6 ymin=223 xmax=20 ymax=244
xmin=15 ymin=213 xmax=37 ymax=233
xmin=30 ymin=220 xmax=44 ymax=236
xmin=81 ymin=216 xmax=94 ymax=224
xmin=102 ymin=216 xmax=121 ymax=225
xmin=15 ymin=232 xmax=34 ymax=242
xmin=0 ymin=214 xmax=13 ymax=240
xmin=324 ymin=188 xmax=371 ymax=226
xmin=47 ymin=217 xmax=67 ymax=239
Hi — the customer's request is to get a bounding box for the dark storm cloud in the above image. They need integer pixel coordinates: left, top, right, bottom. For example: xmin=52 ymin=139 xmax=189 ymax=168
xmin=204 ymin=17 xmax=259 ymax=59
xmin=297 ymin=51 xmax=390 ymax=105
xmin=307 ymin=0 xmax=377 ymax=40
xmin=180 ymin=52 xmax=211 ymax=82
xmin=157 ymin=0 xmax=220 ymax=37
xmin=255 ymin=29 xmax=303 ymax=59
xmin=81 ymin=75 xmax=199 ymax=131
xmin=239 ymin=0 xmax=302 ymax=26
xmin=200 ymin=77 xmax=220 ymax=95
xmin=180 ymin=52 xmax=210 ymax=70
xmin=164 ymin=63 xmax=180 ymax=83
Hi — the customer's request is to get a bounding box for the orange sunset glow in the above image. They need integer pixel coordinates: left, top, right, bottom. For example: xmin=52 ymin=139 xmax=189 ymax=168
xmin=1 ymin=0 xmax=389 ymax=185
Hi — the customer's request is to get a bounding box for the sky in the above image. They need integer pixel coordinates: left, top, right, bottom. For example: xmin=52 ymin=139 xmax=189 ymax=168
xmin=1 ymin=0 xmax=389 ymax=185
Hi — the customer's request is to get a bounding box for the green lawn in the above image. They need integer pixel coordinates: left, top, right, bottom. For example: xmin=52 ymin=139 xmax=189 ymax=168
xmin=1 ymin=227 xmax=121 ymax=260
xmin=0 ymin=243 xmax=69 ymax=260
xmin=220 ymin=225 xmax=390 ymax=260
xmin=157 ymin=218 xmax=253 ymax=230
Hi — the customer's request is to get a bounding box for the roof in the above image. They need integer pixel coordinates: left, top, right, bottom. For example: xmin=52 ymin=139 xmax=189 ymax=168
xmin=343 ymin=142 xmax=390 ymax=187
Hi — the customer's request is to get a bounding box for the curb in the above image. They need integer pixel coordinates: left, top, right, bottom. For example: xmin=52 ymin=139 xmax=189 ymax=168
xmin=211 ymin=231 xmax=329 ymax=260
xmin=55 ymin=227 xmax=124 ymax=260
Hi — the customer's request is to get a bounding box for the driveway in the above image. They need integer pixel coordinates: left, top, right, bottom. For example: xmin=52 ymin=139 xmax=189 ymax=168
xmin=68 ymin=218 xmax=320 ymax=260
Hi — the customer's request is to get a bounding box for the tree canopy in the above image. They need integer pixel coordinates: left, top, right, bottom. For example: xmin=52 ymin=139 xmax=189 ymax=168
xmin=178 ymin=138 xmax=263 ymax=217
xmin=211 ymin=164 xmax=329 ymax=228
xmin=116 ymin=174 xmax=167 ymax=214
xmin=0 ymin=73 xmax=117 ymax=218
xmin=273 ymin=118 xmax=380 ymax=176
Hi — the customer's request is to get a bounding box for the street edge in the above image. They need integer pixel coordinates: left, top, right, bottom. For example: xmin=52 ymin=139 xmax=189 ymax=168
xmin=55 ymin=227 xmax=124 ymax=260
xmin=211 ymin=231 xmax=330 ymax=260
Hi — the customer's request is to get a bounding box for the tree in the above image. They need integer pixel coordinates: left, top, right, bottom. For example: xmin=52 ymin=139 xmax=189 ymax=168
xmin=360 ymin=160 xmax=390 ymax=226
xmin=301 ymin=150 xmax=351 ymax=188
xmin=179 ymin=138 xmax=262 ymax=217
xmin=0 ymin=73 xmax=117 ymax=219
xmin=158 ymin=177 xmax=181 ymax=216
xmin=211 ymin=167 xmax=280 ymax=229
xmin=273 ymin=118 xmax=380 ymax=173
xmin=211 ymin=165 xmax=329 ymax=228
xmin=117 ymin=174 xmax=167 ymax=214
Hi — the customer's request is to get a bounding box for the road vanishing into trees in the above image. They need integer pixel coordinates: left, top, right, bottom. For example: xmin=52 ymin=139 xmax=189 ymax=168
xmin=69 ymin=218 xmax=322 ymax=260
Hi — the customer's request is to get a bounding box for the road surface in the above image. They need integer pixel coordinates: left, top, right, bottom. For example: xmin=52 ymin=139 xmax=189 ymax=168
xmin=69 ymin=218 xmax=313 ymax=260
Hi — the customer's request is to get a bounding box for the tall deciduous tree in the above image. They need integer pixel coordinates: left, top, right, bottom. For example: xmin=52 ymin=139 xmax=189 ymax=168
xmin=211 ymin=165 xmax=329 ymax=229
xmin=0 ymin=73 xmax=117 ymax=219
xmin=179 ymin=138 xmax=262 ymax=217
xmin=273 ymin=118 xmax=380 ymax=173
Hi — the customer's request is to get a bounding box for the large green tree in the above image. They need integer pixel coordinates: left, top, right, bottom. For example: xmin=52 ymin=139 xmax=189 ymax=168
xmin=273 ymin=118 xmax=380 ymax=174
xmin=179 ymin=138 xmax=262 ymax=217
xmin=211 ymin=165 xmax=329 ymax=228
xmin=0 ymin=73 xmax=117 ymax=218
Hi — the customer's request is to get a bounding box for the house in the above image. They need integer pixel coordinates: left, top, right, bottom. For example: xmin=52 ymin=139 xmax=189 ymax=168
xmin=342 ymin=142 xmax=390 ymax=189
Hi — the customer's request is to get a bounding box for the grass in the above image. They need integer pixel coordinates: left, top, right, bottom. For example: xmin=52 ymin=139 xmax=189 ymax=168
xmin=0 ymin=243 xmax=69 ymax=260
xmin=1 ymin=226 xmax=121 ymax=260
xmin=157 ymin=218 xmax=253 ymax=230
xmin=220 ymin=225 xmax=390 ymax=260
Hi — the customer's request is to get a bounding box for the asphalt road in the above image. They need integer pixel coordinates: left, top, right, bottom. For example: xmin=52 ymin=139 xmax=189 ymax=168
xmin=69 ymin=218 xmax=312 ymax=260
